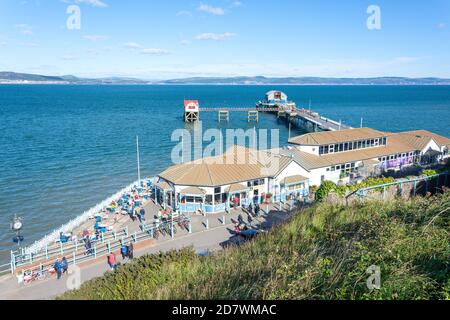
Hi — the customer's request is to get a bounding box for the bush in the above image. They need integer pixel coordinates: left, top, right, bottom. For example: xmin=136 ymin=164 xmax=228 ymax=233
xmin=315 ymin=181 xmax=337 ymax=202
xmin=422 ymin=169 xmax=439 ymax=177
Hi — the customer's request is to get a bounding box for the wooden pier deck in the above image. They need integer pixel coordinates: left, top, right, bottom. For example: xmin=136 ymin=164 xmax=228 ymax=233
xmin=199 ymin=106 xmax=352 ymax=132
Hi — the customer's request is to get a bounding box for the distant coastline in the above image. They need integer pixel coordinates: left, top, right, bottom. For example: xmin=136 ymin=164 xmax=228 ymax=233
xmin=1 ymin=72 xmax=450 ymax=86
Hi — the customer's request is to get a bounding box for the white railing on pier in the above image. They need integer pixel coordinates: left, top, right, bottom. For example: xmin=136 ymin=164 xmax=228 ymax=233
xmin=23 ymin=177 xmax=157 ymax=256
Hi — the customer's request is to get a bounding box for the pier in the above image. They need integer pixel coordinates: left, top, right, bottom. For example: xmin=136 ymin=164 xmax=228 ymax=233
xmin=184 ymin=91 xmax=352 ymax=131
xmin=191 ymin=105 xmax=352 ymax=132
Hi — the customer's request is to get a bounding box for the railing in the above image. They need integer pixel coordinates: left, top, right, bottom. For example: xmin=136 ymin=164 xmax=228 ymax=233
xmin=12 ymin=227 xmax=129 ymax=269
xmin=22 ymin=177 xmax=157 ymax=257
xmin=347 ymin=172 xmax=449 ymax=201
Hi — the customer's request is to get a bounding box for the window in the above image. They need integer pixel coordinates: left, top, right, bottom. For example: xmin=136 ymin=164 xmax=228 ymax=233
xmin=319 ymin=146 xmax=324 ymax=155
xmin=214 ymin=187 xmax=221 ymax=194
xmin=374 ymin=138 xmax=379 ymax=146
xmin=259 ymin=179 xmax=265 ymax=185
xmin=339 ymin=143 xmax=344 ymax=152
xmin=358 ymin=141 xmax=362 ymax=149
xmin=331 ymin=166 xmax=335 ymax=172
xmin=349 ymin=142 xmax=353 ymax=150
xmin=329 ymin=145 xmax=334 ymax=153
xmin=344 ymin=142 xmax=349 ymax=151
xmin=205 ymin=195 xmax=213 ymax=205
xmin=370 ymin=139 xmax=375 ymax=147
xmin=382 ymin=137 xmax=387 ymax=145
xmin=324 ymin=145 xmax=329 ymax=154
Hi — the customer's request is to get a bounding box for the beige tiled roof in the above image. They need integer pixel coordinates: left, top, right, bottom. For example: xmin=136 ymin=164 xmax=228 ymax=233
xmin=289 ymin=128 xmax=387 ymax=146
xmin=283 ymin=175 xmax=308 ymax=185
xmin=159 ymin=145 xmax=295 ymax=187
xmin=227 ymin=183 xmax=249 ymax=193
xmin=393 ymin=130 xmax=450 ymax=150
xmin=155 ymin=180 xmax=172 ymax=190
xmin=180 ymin=186 xmax=207 ymax=196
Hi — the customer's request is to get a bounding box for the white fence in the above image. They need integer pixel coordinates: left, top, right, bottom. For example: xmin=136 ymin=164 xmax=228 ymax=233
xmin=22 ymin=177 xmax=157 ymax=256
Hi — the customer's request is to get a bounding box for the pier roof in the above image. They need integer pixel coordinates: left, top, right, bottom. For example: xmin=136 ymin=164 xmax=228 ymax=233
xmin=159 ymin=145 xmax=295 ymax=187
xmin=288 ymin=128 xmax=387 ymax=146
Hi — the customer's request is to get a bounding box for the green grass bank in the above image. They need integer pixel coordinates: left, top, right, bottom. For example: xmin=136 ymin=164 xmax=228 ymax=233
xmin=60 ymin=191 xmax=450 ymax=300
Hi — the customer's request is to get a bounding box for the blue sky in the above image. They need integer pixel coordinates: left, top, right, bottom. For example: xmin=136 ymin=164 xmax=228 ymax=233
xmin=0 ymin=0 xmax=449 ymax=79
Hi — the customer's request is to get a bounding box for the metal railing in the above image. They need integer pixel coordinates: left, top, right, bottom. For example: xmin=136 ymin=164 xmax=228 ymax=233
xmin=11 ymin=227 xmax=129 ymax=269
xmin=348 ymin=172 xmax=449 ymax=201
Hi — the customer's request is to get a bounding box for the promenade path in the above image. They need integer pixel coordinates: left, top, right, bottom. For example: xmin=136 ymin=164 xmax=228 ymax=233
xmin=0 ymin=202 xmax=305 ymax=300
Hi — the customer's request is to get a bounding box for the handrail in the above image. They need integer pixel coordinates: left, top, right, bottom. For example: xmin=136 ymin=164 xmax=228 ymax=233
xmin=22 ymin=177 xmax=156 ymax=256
xmin=346 ymin=172 xmax=449 ymax=202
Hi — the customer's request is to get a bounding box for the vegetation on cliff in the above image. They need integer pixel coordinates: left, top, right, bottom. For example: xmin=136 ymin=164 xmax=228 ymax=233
xmin=60 ymin=191 xmax=450 ymax=300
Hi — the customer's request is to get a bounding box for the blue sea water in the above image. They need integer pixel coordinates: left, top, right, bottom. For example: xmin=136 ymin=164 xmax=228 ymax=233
xmin=0 ymin=85 xmax=449 ymax=263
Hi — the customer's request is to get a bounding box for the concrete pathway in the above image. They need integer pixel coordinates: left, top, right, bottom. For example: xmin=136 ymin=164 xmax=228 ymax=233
xmin=0 ymin=203 xmax=302 ymax=300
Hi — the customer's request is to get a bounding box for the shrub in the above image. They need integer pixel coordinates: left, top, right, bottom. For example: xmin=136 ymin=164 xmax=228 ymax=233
xmin=422 ymin=169 xmax=439 ymax=177
xmin=315 ymin=181 xmax=337 ymax=202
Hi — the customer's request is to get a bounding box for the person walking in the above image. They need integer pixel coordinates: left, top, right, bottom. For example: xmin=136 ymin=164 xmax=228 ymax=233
xmin=139 ymin=207 xmax=146 ymax=222
xmin=128 ymin=242 xmax=134 ymax=260
xmin=54 ymin=258 xmax=62 ymax=280
xmin=255 ymin=204 xmax=260 ymax=217
xmin=107 ymin=253 xmax=117 ymax=271
xmin=61 ymin=257 xmax=68 ymax=275
xmin=121 ymin=244 xmax=129 ymax=260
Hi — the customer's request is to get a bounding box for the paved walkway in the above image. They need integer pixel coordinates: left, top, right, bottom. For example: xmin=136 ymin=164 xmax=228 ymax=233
xmin=0 ymin=203 xmax=302 ymax=300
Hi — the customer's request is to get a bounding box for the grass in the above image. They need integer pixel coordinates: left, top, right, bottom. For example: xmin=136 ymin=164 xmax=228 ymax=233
xmin=60 ymin=190 xmax=450 ymax=300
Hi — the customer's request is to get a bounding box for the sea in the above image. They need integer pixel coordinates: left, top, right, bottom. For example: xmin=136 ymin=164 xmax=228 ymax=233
xmin=0 ymin=85 xmax=449 ymax=264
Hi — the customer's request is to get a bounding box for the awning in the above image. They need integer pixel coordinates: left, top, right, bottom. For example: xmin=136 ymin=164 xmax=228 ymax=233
xmin=155 ymin=181 xmax=172 ymax=191
xmin=226 ymin=183 xmax=249 ymax=194
xmin=362 ymin=159 xmax=380 ymax=167
xmin=282 ymin=175 xmax=308 ymax=186
xmin=180 ymin=186 xmax=207 ymax=196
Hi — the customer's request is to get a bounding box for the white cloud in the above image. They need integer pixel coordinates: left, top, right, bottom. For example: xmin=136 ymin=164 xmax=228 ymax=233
xmin=83 ymin=35 xmax=108 ymax=41
xmin=0 ymin=41 xmax=7 ymax=46
xmin=123 ymin=42 xmax=142 ymax=49
xmin=20 ymin=42 xmax=38 ymax=47
xmin=176 ymin=11 xmax=192 ymax=16
xmin=140 ymin=48 xmax=170 ymax=55
xmin=15 ymin=24 xmax=33 ymax=36
xmin=195 ymin=32 xmax=236 ymax=41
xmin=74 ymin=0 xmax=108 ymax=8
xmin=61 ymin=55 xmax=77 ymax=61
xmin=231 ymin=1 xmax=243 ymax=7
xmin=437 ymin=23 xmax=446 ymax=29
xmin=180 ymin=40 xmax=191 ymax=46
xmin=198 ymin=4 xmax=225 ymax=15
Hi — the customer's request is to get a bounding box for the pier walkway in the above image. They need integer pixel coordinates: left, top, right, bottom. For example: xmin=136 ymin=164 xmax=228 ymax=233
xmin=199 ymin=105 xmax=352 ymax=132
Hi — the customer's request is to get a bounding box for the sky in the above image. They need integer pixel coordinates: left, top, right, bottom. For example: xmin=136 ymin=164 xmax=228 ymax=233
xmin=0 ymin=0 xmax=449 ymax=79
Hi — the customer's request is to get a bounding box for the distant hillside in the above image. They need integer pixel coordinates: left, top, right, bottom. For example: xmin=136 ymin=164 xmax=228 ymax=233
xmin=161 ymin=76 xmax=450 ymax=85
xmin=0 ymin=72 xmax=149 ymax=84
xmin=1 ymin=72 xmax=450 ymax=85
xmin=60 ymin=191 xmax=450 ymax=300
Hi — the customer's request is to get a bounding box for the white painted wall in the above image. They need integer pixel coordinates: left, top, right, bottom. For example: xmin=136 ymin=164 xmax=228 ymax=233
xmin=296 ymin=145 xmax=319 ymax=155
